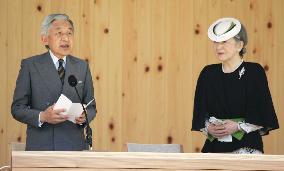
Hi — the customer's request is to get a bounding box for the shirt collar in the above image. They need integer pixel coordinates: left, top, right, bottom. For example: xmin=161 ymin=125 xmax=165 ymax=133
xmin=49 ymin=50 xmax=66 ymax=68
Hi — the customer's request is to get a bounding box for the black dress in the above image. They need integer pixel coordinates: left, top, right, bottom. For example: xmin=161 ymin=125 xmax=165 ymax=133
xmin=191 ymin=62 xmax=279 ymax=153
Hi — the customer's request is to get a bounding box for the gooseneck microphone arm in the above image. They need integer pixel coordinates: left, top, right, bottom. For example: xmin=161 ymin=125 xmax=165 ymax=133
xmin=68 ymin=75 xmax=93 ymax=150
xmin=74 ymin=86 xmax=93 ymax=150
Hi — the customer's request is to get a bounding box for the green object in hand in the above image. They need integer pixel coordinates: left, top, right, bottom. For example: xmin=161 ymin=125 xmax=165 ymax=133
xmin=207 ymin=118 xmax=245 ymax=142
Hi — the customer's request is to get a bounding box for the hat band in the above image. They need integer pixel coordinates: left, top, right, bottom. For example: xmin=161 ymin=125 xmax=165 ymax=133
xmin=213 ymin=22 xmax=237 ymax=36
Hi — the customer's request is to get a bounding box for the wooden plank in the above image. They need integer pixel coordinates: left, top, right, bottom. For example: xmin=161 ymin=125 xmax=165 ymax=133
xmin=13 ymin=169 xmax=210 ymax=171
xmin=13 ymin=169 xmax=206 ymax=171
xmin=104 ymin=0 xmax=123 ymax=151
xmin=92 ymin=0 xmax=112 ymax=152
xmin=122 ymin=0 xmax=153 ymax=145
xmin=273 ymin=0 xmax=284 ymax=155
xmin=6 ymin=0 xmax=25 ymax=166
xmin=174 ymin=0 xmax=195 ymax=152
xmin=0 ymin=0 xmax=8 ymax=167
xmin=148 ymin=0 xmax=167 ymax=144
xmin=121 ymin=0 xmax=141 ymax=146
xmin=12 ymin=151 xmax=284 ymax=170
xmin=164 ymin=0 xmax=180 ymax=146
xmin=135 ymin=0 xmax=152 ymax=144
xmin=22 ymin=0 xmax=46 ymax=57
xmin=163 ymin=0 xmax=195 ymax=151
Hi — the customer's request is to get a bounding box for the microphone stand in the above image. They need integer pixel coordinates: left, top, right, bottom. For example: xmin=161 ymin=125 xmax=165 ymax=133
xmin=74 ymin=87 xmax=93 ymax=150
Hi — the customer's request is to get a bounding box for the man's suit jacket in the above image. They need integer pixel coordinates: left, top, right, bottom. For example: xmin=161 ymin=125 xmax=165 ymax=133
xmin=11 ymin=52 xmax=96 ymax=151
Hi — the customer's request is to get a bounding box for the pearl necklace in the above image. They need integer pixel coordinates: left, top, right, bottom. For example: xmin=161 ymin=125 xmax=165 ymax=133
xmin=222 ymin=60 xmax=244 ymax=73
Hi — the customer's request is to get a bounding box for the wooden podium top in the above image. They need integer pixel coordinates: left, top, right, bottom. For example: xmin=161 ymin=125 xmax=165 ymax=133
xmin=12 ymin=151 xmax=284 ymax=171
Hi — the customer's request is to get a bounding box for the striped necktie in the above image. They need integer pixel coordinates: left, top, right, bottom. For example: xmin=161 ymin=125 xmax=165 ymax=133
xmin=58 ymin=59 xmax=65 ymax=84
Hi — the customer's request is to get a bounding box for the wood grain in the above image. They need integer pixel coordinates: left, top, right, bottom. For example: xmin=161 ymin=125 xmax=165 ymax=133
xmin=12 ymin=151 xmax=284 ymax=170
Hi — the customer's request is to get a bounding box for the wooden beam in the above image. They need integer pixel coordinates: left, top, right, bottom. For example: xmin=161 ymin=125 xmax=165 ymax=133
xmin=12 ymin=151 xmax=284 ymax=170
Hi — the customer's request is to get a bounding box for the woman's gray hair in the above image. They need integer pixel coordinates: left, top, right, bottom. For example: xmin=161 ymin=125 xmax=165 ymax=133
xmin=41 ymin=14 xmax=74 ymax=35
xmin=234 ymin=24 xmax=248 ymax=57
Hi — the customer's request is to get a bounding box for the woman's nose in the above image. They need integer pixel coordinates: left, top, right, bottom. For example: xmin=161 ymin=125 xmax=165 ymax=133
xmin=214 ymin=42 xmax=222 ymax=49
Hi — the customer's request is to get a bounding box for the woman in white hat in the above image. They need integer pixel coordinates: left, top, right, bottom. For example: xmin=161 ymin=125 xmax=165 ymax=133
xmin=191 ymin=18 xmax=279 ymax=153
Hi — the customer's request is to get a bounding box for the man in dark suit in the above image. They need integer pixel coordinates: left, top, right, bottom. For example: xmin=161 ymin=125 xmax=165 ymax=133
xmin=11 ymin=14 xmax=96 ymax=151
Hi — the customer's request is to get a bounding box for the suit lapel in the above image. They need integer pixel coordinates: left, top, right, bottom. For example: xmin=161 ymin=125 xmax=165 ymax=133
xmin=34 ymin=52 xmax=63 ymax=99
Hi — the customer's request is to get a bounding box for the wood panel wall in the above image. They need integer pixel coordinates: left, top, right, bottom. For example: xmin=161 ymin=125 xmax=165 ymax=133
xmin=1 ymin=0 xmax=284 ymax=166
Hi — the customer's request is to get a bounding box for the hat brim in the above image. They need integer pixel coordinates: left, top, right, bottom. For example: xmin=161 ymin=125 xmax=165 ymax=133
xmin=208 ymin=18 xmax=241 ymax=42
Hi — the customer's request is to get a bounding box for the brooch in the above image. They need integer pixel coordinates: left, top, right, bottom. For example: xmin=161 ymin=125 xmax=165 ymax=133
xmin=239 ymin=67 xmax=245 ymax=79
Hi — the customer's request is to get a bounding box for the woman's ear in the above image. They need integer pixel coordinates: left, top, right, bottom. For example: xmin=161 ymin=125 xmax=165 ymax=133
xmin=238 ymin=41 xmax=244 ymax=51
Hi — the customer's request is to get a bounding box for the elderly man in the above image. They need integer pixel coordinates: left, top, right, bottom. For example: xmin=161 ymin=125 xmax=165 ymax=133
xmin=11 ymin=14 xmax=96 ymax=151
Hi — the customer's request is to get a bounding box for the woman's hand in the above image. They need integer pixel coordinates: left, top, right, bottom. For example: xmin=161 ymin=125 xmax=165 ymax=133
xmin=207 ymin=123 xmax=227 ymax=138
xmin=222 ymin=119 xmax=239 ymax=135
xmin=207 ymin=120 xmax=239 ymax=138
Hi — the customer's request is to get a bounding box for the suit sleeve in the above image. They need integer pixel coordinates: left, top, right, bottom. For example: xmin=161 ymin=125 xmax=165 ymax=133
xmin=11 ymin=59 xmax=41 ymax=127
xmin=83 ymin=63 xmax=97 ymax=122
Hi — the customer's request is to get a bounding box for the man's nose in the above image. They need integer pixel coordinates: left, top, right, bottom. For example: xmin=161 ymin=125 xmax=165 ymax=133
xmin=61 ymin=33 xmax=69 ymax=41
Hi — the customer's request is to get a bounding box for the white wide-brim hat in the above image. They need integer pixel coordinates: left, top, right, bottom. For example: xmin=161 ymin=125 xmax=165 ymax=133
xmin=208 ymin=17 xmax=241 ymax=42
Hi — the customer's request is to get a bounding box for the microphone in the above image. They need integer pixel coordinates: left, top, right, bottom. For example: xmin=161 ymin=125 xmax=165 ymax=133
xmin=68 ymin=75 xmax=77 ymax=87
xmin=68 ymin=75 xmax=93 ymax=150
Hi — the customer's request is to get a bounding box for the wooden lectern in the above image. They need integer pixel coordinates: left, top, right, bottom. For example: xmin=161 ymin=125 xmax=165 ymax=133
xmin=11 ymin=150 xmax=284 ymax=171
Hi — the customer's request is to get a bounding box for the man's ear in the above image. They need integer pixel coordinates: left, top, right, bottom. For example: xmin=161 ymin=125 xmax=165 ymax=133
xmin=41 ymin=34 xmax=48 ymax=46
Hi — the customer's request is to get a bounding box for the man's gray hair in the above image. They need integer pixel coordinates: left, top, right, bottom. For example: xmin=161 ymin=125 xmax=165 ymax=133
xmin=41 ymin=14 xmax=74 ymax=35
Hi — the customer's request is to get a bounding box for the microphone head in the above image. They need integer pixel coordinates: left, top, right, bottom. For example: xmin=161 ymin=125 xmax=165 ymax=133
xmin=68 ymin=75 xmax=78 ymax=87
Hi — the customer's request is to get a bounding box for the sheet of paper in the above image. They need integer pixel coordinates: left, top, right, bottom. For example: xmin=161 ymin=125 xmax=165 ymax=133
xmin=53 ymin=94 xmax=72 ymax=115
xmin=218 ymin=135 xmax=232 ymax=142
xmin=67 ymin=103 xmax=83 ymax=123
xmin=53 ymin=94 xmax=83 ymax=123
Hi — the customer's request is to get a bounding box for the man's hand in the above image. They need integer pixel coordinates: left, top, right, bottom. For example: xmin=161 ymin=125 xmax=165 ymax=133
xmin=40 ymin=105 xmax=68 ymax=124
xmin=75 ymin=113 xmax=86 ymax=125
xmin=207 ymin=120 xmax=239 ymax=138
